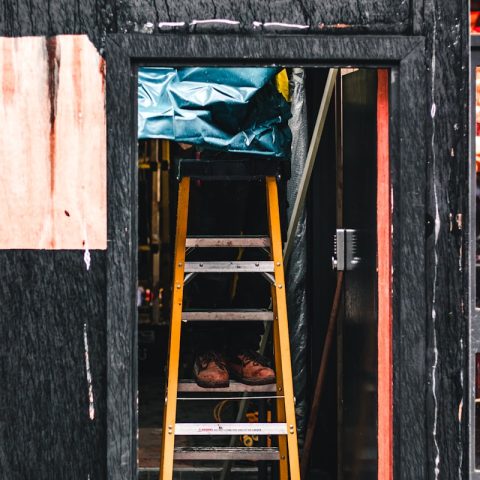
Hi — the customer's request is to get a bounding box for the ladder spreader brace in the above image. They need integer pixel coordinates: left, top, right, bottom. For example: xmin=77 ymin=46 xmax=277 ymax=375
xmin=159 ymin=158 xmax=300 ymax=480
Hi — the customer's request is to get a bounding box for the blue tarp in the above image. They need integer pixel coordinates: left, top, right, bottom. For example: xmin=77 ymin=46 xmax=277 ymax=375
xmin=138 ymin=67 xmax=291 ymax=157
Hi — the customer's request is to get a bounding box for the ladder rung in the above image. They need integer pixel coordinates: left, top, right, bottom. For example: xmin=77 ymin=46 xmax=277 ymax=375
xmin=174 ymin=446 xmax=280 ymax=461
xmin=184 ymin=261 xmax=274 ymax=273
xmin=178 ymin=380 xmax=277 ymax=393
xmin=182 ymin=310 xmax=274 ymax=322
xmin=174 ymin=423 xmax=288 ymax=436
xmin=186 ymin=236 xmax=270 ymax=248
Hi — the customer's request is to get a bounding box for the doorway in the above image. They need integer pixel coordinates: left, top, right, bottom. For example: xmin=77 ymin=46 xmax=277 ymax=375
xmin=105 ymin=33 xmax=426 ymax=480
xmin=135 ymin=66 xmax=388 ymax=479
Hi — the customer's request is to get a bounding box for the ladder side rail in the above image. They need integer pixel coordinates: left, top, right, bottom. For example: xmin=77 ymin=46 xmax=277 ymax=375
xmin=159 ymin=177 xmax=190 ymax=480
xmin=266 ymin=176 xmax=301 ymax=479
xmin=272 ymin=287 xmax=289 ymax=480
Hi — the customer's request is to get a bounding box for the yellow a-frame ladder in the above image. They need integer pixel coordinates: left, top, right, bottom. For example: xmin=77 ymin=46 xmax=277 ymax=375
xmin=159 ymin=160 xmax=300 ymax=480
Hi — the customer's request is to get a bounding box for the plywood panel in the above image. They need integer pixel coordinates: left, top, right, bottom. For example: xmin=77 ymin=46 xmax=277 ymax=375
xmin=0 ymin=35 xmax=106 ymax=249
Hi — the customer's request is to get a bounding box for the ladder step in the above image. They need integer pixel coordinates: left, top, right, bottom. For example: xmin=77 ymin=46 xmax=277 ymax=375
xmin=175 ymin=423 xmax=288 ymax=436
xmin=178 ymin=380 xmax=277 ymax=393
xmin=182 ymin=310 xmax=274 ymax=322
xmin=186 ymin=236 xmax=270 ymax=248
xmin=184 ymin=261 xmax=274 ymax=273
xmin=174 ymin=446 xmax=280 ymax=461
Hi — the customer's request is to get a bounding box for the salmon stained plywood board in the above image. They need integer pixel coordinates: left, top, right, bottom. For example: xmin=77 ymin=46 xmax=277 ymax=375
xmin=0 ymin=35 xmax=106 ymax=249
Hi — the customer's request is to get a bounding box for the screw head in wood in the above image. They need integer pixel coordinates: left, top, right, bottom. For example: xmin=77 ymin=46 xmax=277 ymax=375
xmin=178 ymin=262 xmax=183 ymax=267
xmin=276 ymin=262 xmax=281 ymax=266
xmin=176 ymin=284 xmax=181 ymax=289
xmin=289 ymin=425 xmax=294 ymax=434
xmin=278 ymin=284 xmax=283 ymax=289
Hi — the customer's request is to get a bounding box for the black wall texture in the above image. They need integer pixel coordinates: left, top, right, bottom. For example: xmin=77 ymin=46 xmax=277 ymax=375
xmin=0 ymin=1 xmax=469 ymax=479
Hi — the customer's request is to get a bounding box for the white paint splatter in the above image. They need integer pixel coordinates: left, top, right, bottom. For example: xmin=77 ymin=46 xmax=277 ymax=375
xmin=158 ymin=21 xmax=185 ymax=28
xmin=458 ymin=338 xmax=464 ymax=479
xmin=83 ymin=322 xmax=95 ymax=420
xmin=430 ymin=2 xmax=440 ymax=478
xmin=83 ymin=223 xmax=91 ymax=271
xmin=140 ymin=22 xmax=155 ymax=33
xmin=263 ymin=22 xmax=309 ymax=29
xmin=431 ymin=306 xmax=440 ymax=479
xmin=84 ymin=249 xmax=91 ymax=271
xmin=190 ymin=19 xmax=240 ymax=26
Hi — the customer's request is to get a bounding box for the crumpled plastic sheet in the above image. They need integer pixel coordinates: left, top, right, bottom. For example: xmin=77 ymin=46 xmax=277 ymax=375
xmin=138 ymin=67 xmax=292 ymax=157
xmin=286 ymin=68 xmax=308 ymax=443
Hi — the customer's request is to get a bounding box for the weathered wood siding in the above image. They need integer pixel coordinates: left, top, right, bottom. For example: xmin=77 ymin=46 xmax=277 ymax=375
xmin=0 ymin=1 xmax=470 ymax=479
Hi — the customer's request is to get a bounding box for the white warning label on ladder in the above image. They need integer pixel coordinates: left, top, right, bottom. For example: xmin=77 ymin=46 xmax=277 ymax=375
xmin=175 ymin=423 xmax=288 ymax=436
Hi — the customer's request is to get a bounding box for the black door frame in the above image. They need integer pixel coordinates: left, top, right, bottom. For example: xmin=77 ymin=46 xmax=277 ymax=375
xmin=105 ymin=33 xmax=426 ymax=479
xmin=470 ymin=36 xmax=480 ymax=479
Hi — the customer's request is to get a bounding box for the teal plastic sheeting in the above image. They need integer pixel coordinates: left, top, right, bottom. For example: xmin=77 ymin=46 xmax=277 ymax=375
xmin=138 ymin=67 xmax=291 ymax=157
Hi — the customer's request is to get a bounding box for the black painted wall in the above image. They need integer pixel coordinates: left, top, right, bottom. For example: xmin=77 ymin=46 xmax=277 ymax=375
xmin=0 ymin=1 xmax=469 ymax=479
xmin=423 ymin=2 xmax=469 ymax=479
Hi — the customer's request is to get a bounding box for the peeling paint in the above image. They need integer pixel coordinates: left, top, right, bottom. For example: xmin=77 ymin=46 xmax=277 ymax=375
xmin=0 ymin=35 xmax=107 ymax=249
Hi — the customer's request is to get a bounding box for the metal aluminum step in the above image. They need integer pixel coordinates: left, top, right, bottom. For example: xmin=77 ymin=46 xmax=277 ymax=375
xmin=173 ymin=446 xmax=280 ymax=461
xmin=178 ymin=380 xmax=277 ymax=393
xmin=174 ymin=423 xmax=288 ymax=436
xmin=181 ymin=310 xmax=273 ymax=322
xmin=186 ymin=236 xmax=270 ymax=248
xmin=184 ymin=261 xmax=274 ymax=273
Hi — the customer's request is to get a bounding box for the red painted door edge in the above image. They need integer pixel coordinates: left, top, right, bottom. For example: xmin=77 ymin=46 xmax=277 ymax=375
xmin=377 ymin=69 xmax=393 ymax=480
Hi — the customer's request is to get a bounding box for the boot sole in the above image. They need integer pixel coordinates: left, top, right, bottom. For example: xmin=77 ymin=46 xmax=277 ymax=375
xmin=229 ymin=372 xmax=276 ymax=386
xmin=194 ymin=377 xmax=230 ymax=389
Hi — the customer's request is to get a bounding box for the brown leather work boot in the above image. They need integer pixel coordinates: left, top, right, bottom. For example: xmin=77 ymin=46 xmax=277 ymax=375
xmin=193 ymin=351 xmax=229 ymax=388
xmin=227 ymin=350 xmax=276 ymax=386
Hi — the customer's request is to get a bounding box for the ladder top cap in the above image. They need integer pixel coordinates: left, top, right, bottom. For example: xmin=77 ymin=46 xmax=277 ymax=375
xmin=176 ymin=157 xmax=290 ymax=181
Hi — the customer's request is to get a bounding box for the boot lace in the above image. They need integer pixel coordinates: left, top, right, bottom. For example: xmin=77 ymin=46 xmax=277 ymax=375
xmin=198 ymin=351 xmax=227 ymax=371
xmin=238 ymin=350 xmax=270 ymax=368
